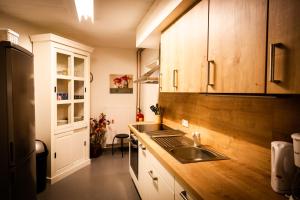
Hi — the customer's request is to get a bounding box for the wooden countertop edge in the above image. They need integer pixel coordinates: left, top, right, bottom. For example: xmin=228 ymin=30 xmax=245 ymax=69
xmin=128 ymin=123 xmax=286 ymax=200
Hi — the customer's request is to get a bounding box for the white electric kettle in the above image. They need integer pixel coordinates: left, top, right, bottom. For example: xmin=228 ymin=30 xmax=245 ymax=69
xmin=271 ymin=141 xmax=296 ymax=194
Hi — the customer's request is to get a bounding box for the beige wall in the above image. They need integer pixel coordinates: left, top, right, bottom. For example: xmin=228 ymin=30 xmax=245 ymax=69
xmin=90 ymin=47 xmax=137 ymax=145
xmin=0 ymin=12 xmax=47 ymax=52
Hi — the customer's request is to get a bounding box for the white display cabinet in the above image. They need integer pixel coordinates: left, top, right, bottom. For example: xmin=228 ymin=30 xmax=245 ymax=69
xmin=31 ymin=33 xmax=93 ymax=183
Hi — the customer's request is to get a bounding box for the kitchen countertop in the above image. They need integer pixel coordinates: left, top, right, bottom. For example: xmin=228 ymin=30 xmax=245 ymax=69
xmin=129 ymin=122 xmax=286 ymax=200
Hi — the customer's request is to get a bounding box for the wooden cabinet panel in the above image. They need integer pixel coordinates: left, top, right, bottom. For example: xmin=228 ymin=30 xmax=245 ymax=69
xmin=138 ymin=141 xmax=174 ymax=200
xmin=177 ymin=0 xmax=208 ymax=92
xmin=160 ymin=27 xmax=176 ymax=92
xmin=138 ymin=142 xmax=149 ymax=199
xmin=267 ymin=0 xmax=300 ymax=94
xmin=160 ymin=1 xmax=208 ymax=93
xmin=54 ymin=132 xmax=74 ymax=172
xmin=72 ymin=128 xmax=88 ymax=164
xmin=208 ymin=0 xmax=267 ymax=93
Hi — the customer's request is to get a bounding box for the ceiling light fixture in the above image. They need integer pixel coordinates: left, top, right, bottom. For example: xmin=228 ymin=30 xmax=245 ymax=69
xmin=74 ymin=0 xmax=94 ymax=23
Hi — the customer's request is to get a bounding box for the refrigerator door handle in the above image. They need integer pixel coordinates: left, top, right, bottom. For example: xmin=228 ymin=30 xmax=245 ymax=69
xmin=9 ymin=142 xmax=15 ymax=166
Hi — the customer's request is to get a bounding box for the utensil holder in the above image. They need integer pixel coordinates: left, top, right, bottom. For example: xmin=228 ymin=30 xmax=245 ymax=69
xmin=154 ymin=115 xmax=161 ymax=123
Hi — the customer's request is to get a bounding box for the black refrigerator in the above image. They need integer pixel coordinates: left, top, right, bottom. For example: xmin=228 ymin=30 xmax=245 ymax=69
xmin=0 ymin=41 xmax=36 ymax=200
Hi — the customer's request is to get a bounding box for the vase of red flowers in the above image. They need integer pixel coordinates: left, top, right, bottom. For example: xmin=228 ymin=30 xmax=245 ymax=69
xmin=90 ymin=113 xmax=110 ymax=158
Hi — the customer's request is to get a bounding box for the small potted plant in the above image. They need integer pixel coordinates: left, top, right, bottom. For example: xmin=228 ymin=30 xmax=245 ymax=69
xmin=90 ymin=113 xmax=110 ymax=158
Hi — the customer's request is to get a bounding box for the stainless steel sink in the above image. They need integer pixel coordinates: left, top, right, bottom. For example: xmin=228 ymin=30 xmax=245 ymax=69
xmin=169 ymin=146 xmax=228 ymax=163
xmin=151 ymin=136 xmax=229 ymax=163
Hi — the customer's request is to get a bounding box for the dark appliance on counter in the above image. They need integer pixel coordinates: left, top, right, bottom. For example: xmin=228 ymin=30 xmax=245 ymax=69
xmin=0 ymin=41 xmax=36 ymax=200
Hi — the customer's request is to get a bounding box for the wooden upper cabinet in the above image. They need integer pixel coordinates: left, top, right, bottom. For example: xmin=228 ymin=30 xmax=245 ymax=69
xmin=160 ymin=1 xmax=208 ymax=93
xmin=267 ymin=0 xmax=300 ymax=94
xmin=160 ymin=26 xmax=177 ymax=92
xmin=207 ymin=0 xmax=267 ymax=93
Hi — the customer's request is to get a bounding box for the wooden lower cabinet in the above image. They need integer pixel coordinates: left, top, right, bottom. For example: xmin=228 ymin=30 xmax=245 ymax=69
xmin=138 ymin=142 xmax=174 ymax=200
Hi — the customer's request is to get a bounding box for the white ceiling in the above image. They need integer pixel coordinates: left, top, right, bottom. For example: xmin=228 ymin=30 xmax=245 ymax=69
xmin=0 ymin=0 xmax=154 ymax=48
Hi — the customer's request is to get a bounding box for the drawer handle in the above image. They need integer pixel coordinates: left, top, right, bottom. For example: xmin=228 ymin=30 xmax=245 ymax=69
xmin=148 ymin=170 xmax=158 ymax=181
xmin=139 ymin=144 xmax=146 ymax=150
xmin=180 ymin=191 xmax=188 ymax=200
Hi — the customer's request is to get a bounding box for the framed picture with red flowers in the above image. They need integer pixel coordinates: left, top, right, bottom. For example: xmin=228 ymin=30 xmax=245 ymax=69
xmin=109 ymin=74 xmax=133 ymax=93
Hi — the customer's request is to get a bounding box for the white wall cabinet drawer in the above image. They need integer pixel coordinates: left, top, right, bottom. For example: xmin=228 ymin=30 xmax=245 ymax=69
xmin=175 ymin=178 xmax=197 ymax=200
xmin=138 ymin=141 xmax=174 ymax=200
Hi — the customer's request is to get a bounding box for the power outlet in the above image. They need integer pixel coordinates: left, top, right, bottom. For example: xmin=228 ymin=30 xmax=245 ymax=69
xmin=182 ymin=119 xmax=189 ymax=128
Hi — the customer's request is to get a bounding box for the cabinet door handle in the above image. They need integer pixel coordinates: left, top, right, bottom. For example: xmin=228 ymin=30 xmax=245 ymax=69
xmin=148 ymin=170 xmax=158 ymax=181
xmin=180 ymin=191 xmax=188 ymax=200
xmin=139 ymin=144 xmax=146 ymax=150
xmin=269 ymin=43 xmax=282 ymax=83
xmin=159 ymin=73 xmax=162 ymax=90
xmin=173 ymin=69 xmax=178 ymax=88
xmin=207 ymin=60 xmax=214 ymax=86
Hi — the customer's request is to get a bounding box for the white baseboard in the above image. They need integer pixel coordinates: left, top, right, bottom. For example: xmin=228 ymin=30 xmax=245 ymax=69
xmin=47 ymin=159 xmax=91 ymax=184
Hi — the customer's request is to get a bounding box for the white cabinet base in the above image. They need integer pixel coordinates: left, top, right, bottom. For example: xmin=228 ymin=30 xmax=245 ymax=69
xmin=48 ymin=159 xmax=91 ymax=184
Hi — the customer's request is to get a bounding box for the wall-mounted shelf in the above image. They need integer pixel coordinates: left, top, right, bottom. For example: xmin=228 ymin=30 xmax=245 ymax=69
xmin=144 ymin=59 xmax=159 ymax=69
xmin=134 ymin=65 xmax=160 ymax=84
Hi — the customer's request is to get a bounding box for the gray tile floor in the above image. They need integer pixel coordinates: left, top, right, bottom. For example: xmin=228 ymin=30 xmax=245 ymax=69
xmin=38 ymin=150 xmax=140 ymax=200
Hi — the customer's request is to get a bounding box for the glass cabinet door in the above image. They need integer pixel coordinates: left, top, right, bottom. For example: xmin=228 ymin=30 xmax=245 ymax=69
xmin=56 ymin=53 xmax=71 ymax=76
xmin=57 ymin=79 xmax=71 ymax=101
xmin=55 ymin=50 xmax=87 ymax=128
xmin=74 ymin=103 xmax=84 ymax=122
xmin=73 ymin=54 xmax=86 ymax=124
xmin=55 ymin=50 xmax=73 ymax=128
xmin=74 ymin=57 xmax=85 ymax=78
xmin=74 ymin=80 xmax=84 ymax=100
xmin=57 ymin=104 xmax=71 ymax=126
